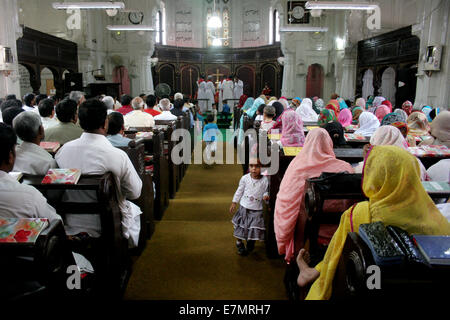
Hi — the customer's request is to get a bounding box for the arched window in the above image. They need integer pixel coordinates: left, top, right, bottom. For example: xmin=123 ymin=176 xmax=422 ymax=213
xmin=156 ymin=10 xmax=162 ymax=44
xmin=273 ymin=10 xmax=280 ymax=43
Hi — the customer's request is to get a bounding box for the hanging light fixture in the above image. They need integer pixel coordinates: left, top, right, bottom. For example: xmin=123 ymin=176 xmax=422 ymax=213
xmin=305 ymin=1 xmax=378 ymax=10
xmin=52 ymin=2 xmax=125 ymax=9
xmin=207 ymin=0 xmax=222 ymax=29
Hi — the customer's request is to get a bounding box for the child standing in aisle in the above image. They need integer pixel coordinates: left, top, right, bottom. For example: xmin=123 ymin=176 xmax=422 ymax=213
xmin=229 ymin=158 xmax=269 ymax=255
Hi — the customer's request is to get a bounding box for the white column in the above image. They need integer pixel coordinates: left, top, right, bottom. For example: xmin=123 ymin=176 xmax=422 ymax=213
xmin=140 ymin=55 xmax=155 ymax=95
xmin=280 ymin=53 xmax=295 ymax=98
xmin=0 ymin=0 xmax=22 ymax=98
xmin=339 ymin=47 xmax=357 ymax=100
xmin=413 ymin=0 xmax=450 ymax=109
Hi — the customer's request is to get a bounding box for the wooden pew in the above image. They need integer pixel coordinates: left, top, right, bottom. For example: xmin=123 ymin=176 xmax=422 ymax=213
xmin=125 ymin=128 xmax=170 ymax=220
xmin=155 ymin=120 xmax=178 ymax=199
xmin=21 ymin=173 xmax=131 ymax=299
xmin=0 ymin=218 xmax=76 ymax=300
xmin=117 ymin=139 xmax=155 ymax=249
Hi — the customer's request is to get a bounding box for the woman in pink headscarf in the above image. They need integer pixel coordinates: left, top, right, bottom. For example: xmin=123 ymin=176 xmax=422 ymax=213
xmin=375 ymin=105 xmax=390 ymax=122
xmin=280 ymin=111 xmax=305 ymax=147
xmin=274 ymin=128 xmax=354 ymax=263
xmin=355 ymin=98 xmax=366 ymax=110
xmin=402 ymin=100 xmax=413 ymax=115
xmin=381 ymin=100 xmax=393 ymax=112
xmin=338 ymin=108 xmax=352 ymax=127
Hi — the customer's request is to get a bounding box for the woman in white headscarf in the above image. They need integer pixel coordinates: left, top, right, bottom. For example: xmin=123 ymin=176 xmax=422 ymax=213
xmin=369 ymin=96 xmax=385 ymax=113
xmin=354 ymin=111 xmax=380 ymax=137
xmin=296 ymin=98 xmax=318 ymax=122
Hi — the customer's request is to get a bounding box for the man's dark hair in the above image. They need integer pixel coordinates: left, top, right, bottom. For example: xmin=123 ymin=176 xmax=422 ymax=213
xmin=1 ymin=99 xmax=22 ymax=113
xmin=146 ymin=94 xmax=157 ymax=108
xmin=206 ymin=114 xmax=214 ymax=123
xmin=223 ymin=99 xmax=228 ymax=104
xmin=257 ymin=104 xmax=266 ymax=115
xmin=174 ymin=99 xmax=184 ymax=110
xmin=0 ymin=123 xmax=17 ymax=165
xmin=78 ymin=99 xmax=107 ymax=131
xmin=107 ymin=112 xmax=124 ymax=135
xmin=2 ymin=107 xmax=24 ymax=126
xmin=120 ymin=94 xmax=133 ymax=106
xmin=6 ymin=94 xmax=16 ymax=100
xmin=38 ymin=98 xmax=55 ymax=117
xmin=23 ymin=93 xmax=35 ymax=107
xmin=35 ymin=94 xmax=48 ymax=106
xmin=139 ymin=93 xmax=146 ymax=98
xmin=55 ymin=99 xmax=78 ymax=123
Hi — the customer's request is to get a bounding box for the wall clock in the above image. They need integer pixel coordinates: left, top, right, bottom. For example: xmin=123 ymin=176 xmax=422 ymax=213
xmin=287 ymin=1 xmax=310 ymax=24
xmin=129 ymin=11 xmax=144 ymax=25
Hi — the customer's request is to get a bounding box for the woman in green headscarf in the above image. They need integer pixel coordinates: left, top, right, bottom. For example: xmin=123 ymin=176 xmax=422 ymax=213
xmin=318 ymin=109 xmax=338 ymax=127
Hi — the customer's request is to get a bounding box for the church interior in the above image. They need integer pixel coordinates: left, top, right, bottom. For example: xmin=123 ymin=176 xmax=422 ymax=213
xmin=0 ymin=0 xmax=450 ymax=306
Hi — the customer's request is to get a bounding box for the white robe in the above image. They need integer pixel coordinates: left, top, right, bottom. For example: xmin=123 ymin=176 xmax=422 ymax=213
xmin=56 ymin=132 xmax=143 ymax=247
xmin=222 ymin=80 xmax=234 ymax=111
xmin=197 ymin=80 xmax=208 ymax=113
xmin=233 ymin=80 xmax=244 ymax=100
xmin=206 ymin=81 xmax=216 ymax=111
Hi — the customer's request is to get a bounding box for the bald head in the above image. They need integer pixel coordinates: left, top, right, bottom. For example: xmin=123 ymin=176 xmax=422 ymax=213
xmin=131 ymin=97 xmax=145 ymax=110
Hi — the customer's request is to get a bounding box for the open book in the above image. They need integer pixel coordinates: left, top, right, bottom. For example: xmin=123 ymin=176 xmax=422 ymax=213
xmin=0 ymin=218 xmax=49 ymax=244
xmin=42 ymin=168 xmax=81 ymax=184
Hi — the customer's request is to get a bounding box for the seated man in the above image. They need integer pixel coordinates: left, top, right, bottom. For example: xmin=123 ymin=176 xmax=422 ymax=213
xmin=170 ymin=98 xmax=185 ymax=117
xmin=56 ymin=99 xmax=142 ymax=247
xmin=102 ymin=96 xmax=115 ymax=115
xmin=12 ymin=112 xmax=57 ymax=174
xmin=124 ymin=97 xmax=155 ymax=129
xmin=107 ymin=112 xmax=132 ymax=147
xmin=144 ymin=95 xmax=161 ymax=117
xmin=38 ymin=98 xmax=58 ymax=130
xmin=154 ymin=98 xmax=177 ymax=121
xmin=44 ymin=99 xmax=83 ymax=145
xmin=22 ymin=93 xmax=36 ymax=112
xmin=0 ymin=123 xmax=60 ymax=221
xmin=117 ymin=95 xmax=133 ymax=115
xmin=69 ymin=91 xmax=86 ymax=108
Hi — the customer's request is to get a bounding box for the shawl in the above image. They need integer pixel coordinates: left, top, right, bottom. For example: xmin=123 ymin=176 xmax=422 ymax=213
xmin=318 ymin=109 xmax=337 ymax=127
xmin=296 ymin=98 xmax=318 ymax=122
xmin=393 ymin=108 xmax=408 ymax=122
xmin=272 ymin=101 xmax=284 ymax=121
xmin=338 ymin=108 xmax=352 ymax=127
xmin=323 ymin=121 xmax=346 ymax=147
xmin=366 ymin=96 xmax=374 ymax=108
xmin=237 ymin=97 xmax=255 ymax=145
xmin=355 ymin=98 xmax=366 ymax=110
xmin=274 ymin=128 xmax=354 ymax=262
xmin=422 ymin=106 xmax=433 ymax=122
xmin=407 ymin=111 xmax=430 ymax=137
xmin=338 ymin=99 xmax=349 ymax=110
xmin=314 ymin=99 xmax=325 ymax=113
xmin=280 ymin=111 xmax=305 ymax=147
xmin=354 ymin=112 xmax=380 ymax=137
xmin=236 ymin=94 xmax=248 ymax=109
xmin=429 ymin=111 xmax=450 ymax=147
xmin=279 ymin=98 xmax=289 ymax=110
xmin=381 ymin=100 xmax=393 ymax=112
xmin=380 ymin=112 xmax=403 ymax=126
xmin=352 ymin=107 xmax=363 ymax=121
xmin=325 ymin=100 xmax=340 ymax=118
xmin=306 ymin=146 xmax=450 ymax=300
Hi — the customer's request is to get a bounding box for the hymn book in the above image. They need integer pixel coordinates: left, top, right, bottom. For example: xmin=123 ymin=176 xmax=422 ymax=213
xmin=41 ymin=168 xmax=81 ymax=184
xmin=0 ymin=218 xmax=49 ymax=244
xmin=40 ymin=142 xmax=61 ymax=153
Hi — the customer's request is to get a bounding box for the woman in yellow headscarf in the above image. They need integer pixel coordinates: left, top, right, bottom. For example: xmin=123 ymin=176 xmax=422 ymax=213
xmin=296 ymin=145 xmax=450 ymax=300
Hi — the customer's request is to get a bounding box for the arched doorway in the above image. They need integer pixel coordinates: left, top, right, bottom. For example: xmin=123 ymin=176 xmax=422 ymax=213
xmin=362 ymin=69 xmax=374 ymax=100
xmin=381 ymin=67 xmax=396 ymax=105
xmin=18 ymin=64 xmax=34 ymax=97
xmin=180 ymin=65 xmax=199 ymax=99
xmin=261 ymin=64 xmax=277 ymax=97
xmin=113 ymin=66 xmax=131 ymax=96
xmin=39 ymin=67 xmax=57 ymax=96
xmin=236 ymin=66 xmax=255 ymax=97
xmin=396 ymin=63 xmax=417 ymax=107
xmin=306 ymin=64 xmax=324 ymax=98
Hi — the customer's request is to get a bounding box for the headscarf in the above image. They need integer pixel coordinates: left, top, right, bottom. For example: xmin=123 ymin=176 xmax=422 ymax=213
xmin=312 ymin=96 xmax=319 ymax=103
xmin=393 ymin=108 xmax=408 ymax=122
xmin=381 ymin=100 xmax=393 ymax=112
xmin=296 ymin=98 xmax=318 ymax=122
xmin=294 ymin=97 xmax=302 ymax=104
xmin=259 ymin=95 xmax=268 ymax=104
xmin=421 ymin=106 xmax=433 ymax=122
xmin=279 ymin=98 xmax=289 ymax=110
xmin=429 ymin=110 xmax=450 ymax=147
xmin=372 ymin=96 xmax=385 ymax=109
xmin=236 ymin=94 xmax=248 ymax=109
xmin=380 ymin=112 xmax=403 ymax=126
xmin=272 ymin=101 xmax=284 ymax=121
xmin=246 ymin=97 xmax=265 ymax=118
xmin=370 ymin=126 xmax=409 ymax=149
xmin=402 ymin=100 xmax=413 ymax=115
xmin=390 ymin=121 xmax=409 ymax=137
xmin=274 ymin=128 xmax=354 ymax=262
xmin=355 ymin=98 xmax=366 ymax=110
xmin=318 ymin=109 xmax=337 ymax=126
xmin=375 ymin=105 xmax=390 ymax=122
xmin=429 ymin=107 xmax=440 ymax=121
xmin=407 ymin=111 xmax=430 ymax=137
xmin=237 ymin=97 xmax=255 ymax=145
xmin=366 ymin=96 xmax=374 ymax=109
xmin=338 ymin=98 xmax=349 ymax=110
xmin=325 ymin=100 xmax=340 ymax=118
xmin=354 ymin=111 xmax=380 ymax=136
xmin=352 ymin=107 xmax=363 ymax=121
xmin=338 ymin=108 xmax=352 ymax=127
xmin=314 ymin=98 xmax=325 ymax=114
xmin=280 ymin=111 xmax=305 ymax=147
xmin=268 ymin=96 xmax=277 ymax=103
xmin=323 ymin=121 xmax=346 ymax=148
xmin=306 ymin=145 xmax=450 ymax=300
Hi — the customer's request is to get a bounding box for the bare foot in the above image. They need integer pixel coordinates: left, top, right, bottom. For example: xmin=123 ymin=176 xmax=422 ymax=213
xmin=296 ymin=249 xmax=320 ymax=287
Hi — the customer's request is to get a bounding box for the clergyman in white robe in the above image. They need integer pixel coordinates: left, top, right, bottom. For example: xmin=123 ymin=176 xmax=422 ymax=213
xmin=233 ymin=79 xmax=244 ymax=101
xmin=222 ymin=79 xmax=234 ymax=112
xmin=197 ymin=80 xmax=208 ymax=113
xmin=206 ymin=79 xmax=216 ymax=111
xmin=56 ymin=132 xmax=143 ymax=248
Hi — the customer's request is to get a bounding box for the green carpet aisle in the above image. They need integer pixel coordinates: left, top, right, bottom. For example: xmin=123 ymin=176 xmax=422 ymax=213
xmin=124 ymin=144 xmax=287 ymax=300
